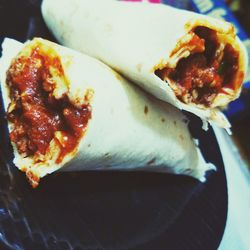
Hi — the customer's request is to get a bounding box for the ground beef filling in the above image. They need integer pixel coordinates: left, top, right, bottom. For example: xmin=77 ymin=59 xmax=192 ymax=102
xmin=6 ymin=46 xmax=91 ymax=163
xmin=155 ymin=26 xmax=240 ymax=106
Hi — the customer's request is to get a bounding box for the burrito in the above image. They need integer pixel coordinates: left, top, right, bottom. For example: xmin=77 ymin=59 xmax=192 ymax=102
xmin=42 ymin=0 xmax=248 ymax=129
xmin=0 ymin=38 xmax=214 ymax=187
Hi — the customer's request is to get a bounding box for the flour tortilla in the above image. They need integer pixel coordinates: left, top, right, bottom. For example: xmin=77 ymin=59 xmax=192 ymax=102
xmin=0 ymin=38 xmax=214 ymax=187
xmin=42 ymin=0 xmax=248 ymax=129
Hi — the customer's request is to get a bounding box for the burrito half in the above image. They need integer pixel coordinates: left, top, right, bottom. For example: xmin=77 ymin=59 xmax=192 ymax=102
xmin=0 ymin=38 xmax=214 ymax=187
xmin=42 ymin=0 xmax=248 ymax=129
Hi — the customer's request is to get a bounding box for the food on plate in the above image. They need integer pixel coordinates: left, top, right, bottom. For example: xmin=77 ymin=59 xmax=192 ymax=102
xmin=42 ymin=0 xmax=248 ymax=129
xmin=0 ymin=38 xmax=214 ymax=187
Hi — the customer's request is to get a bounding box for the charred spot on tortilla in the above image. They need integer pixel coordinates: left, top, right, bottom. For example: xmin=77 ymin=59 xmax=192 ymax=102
xmin=144 ymin=105 xmax=149 ymax=114
xmin=179 ymin=134 xmax=184 ymax=141
xmin=161 ymin=118 xmax=165 ymax=123
xmin=155 ymin=26 xmax=242 ymax=107
xmin=6 ymin=40 xmax=92 ymax=173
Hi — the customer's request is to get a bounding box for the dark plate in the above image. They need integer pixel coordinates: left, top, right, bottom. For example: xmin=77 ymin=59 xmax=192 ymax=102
xmin=0 ymin=1 xmax=227 ymax=249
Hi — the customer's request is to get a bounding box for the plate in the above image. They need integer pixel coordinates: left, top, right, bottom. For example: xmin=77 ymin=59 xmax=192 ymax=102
xmin=0 ymin=1 xmax=227 ymax=249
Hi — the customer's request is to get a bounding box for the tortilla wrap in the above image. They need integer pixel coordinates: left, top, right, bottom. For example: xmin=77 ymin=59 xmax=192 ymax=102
xmin=0 ymin=38 xmax=214 ymax=187
xmin=42 ymin=0 xmax=248 ymax=129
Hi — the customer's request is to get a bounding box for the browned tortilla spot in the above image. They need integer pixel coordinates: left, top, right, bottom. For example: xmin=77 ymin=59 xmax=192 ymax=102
xmin=179 ymin=134 xmax=184 ymax=141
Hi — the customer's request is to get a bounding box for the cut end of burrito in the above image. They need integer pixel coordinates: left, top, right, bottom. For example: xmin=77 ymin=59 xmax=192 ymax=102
xmin=1 ymin=38 xmax=92 ymax=187
xmin=154 ymin=21 xmax=246 ymax=113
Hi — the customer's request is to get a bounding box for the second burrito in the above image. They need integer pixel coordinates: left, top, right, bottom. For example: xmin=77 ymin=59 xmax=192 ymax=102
xmin=42 ymin=0 xmax=248 ymax=129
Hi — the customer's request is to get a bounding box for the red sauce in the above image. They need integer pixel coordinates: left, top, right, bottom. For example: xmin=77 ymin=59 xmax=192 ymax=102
xmin=188 ymin=33 xmax=205 ymax=53
xmin=155 ymin=26 xmax=241 ymax=106
xmin=7 ymin=44 xmax=91 ymax=163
